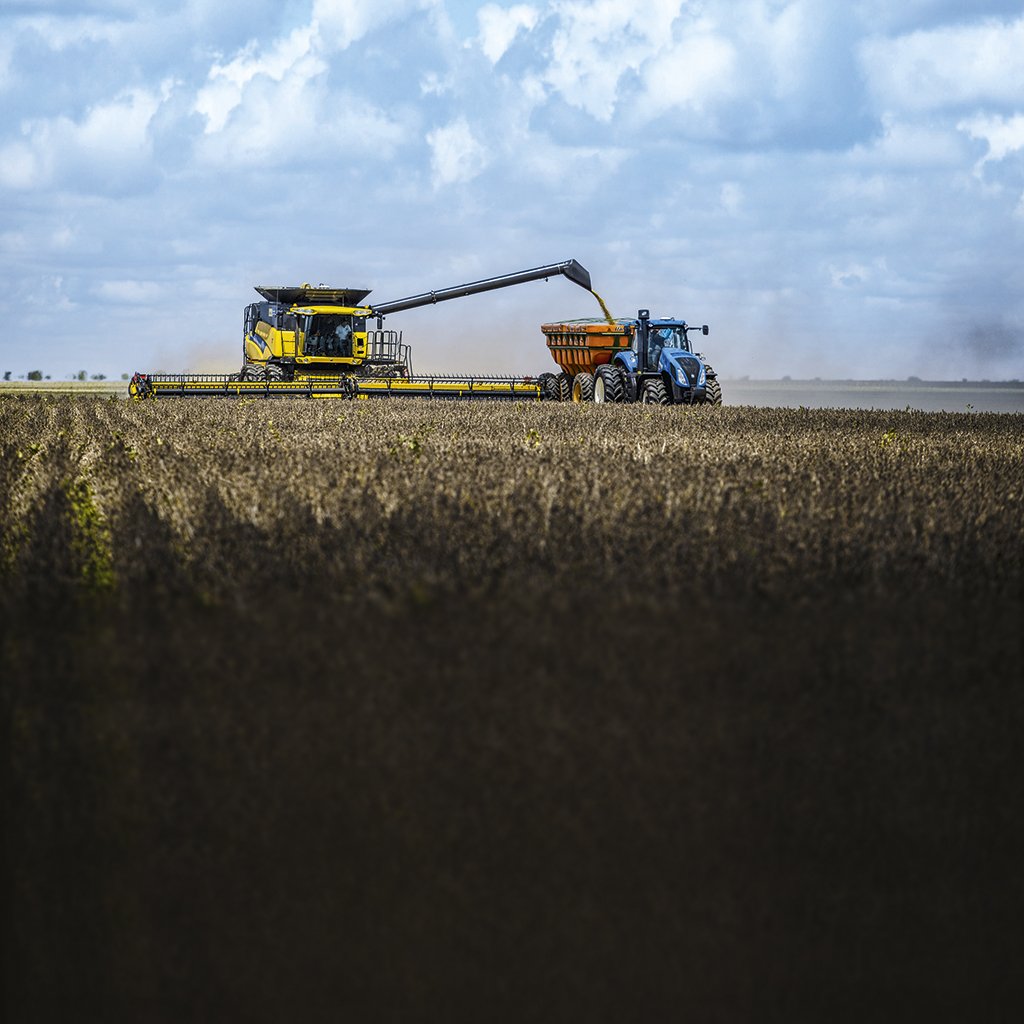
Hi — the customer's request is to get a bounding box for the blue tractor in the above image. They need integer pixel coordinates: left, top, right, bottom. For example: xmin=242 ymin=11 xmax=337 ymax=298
xmin=591 ymin=309 xmax=721 ymax=406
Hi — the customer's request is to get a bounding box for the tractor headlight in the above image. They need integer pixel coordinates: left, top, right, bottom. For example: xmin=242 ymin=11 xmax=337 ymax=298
xmin=698 ymin=364 xmax=706 ymax=386
xmin=675 ymin=365 xmax=688 ymax=386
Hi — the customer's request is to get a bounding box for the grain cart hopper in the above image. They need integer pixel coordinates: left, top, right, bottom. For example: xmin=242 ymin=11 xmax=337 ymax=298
xmin=538 ymin=309 xmax=721 ymax=405
xmin=129 ymin=260 xmax=593 ymax=400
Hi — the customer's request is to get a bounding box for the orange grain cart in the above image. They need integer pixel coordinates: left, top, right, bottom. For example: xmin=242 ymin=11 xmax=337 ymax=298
xmin=541 ymin=320 xmax=635 ymax=376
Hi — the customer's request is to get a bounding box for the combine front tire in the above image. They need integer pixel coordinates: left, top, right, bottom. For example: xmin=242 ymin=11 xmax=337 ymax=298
xmin=704 ymin=377 xmax=722 ymax=406
xmin=266 ymin=363 xmax=287 ymax=382
xmin=572 ymin=372 xmax=595 ymax=403
xmin=640 ymin=379 xmax=669 ymax=405
xmin=594 ymin=365 xmax=625 ymax=404
xmin=241 ymin=362 xmax=266 ymax=382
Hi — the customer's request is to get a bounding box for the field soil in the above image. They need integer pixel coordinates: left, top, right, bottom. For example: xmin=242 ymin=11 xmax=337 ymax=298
xmin=2 ymin=396 xmax=1022 ymax=1021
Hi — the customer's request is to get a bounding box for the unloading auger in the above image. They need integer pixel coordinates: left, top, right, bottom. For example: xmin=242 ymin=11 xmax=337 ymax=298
xmin=129 ymin=260 xmax=593 ymax=400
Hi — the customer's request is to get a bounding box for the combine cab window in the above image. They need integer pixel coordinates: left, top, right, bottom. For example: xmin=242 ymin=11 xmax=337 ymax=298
xmin=256 ymin=302 xmax=287 ymax=329
xmin=244 ymin=303 xmax=260 ymax=336
xmin=303 ymin=314 xmax=357 ymax=357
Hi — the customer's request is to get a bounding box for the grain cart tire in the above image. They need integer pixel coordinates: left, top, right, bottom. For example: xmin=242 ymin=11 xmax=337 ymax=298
xmin=641 ymin=378 xmax=669 ymax=405
xmin=594 ymin=365 xmax=625 ymax=404
xmin=704 ymin=377 xmax=722 ymax=406
xmin=538 ymin=372 xmax=560 ymax=401
xmin=572 ymin=372 xmax=595 ymax=403
xmin=556 ymin=372 xmax=573 ymax=402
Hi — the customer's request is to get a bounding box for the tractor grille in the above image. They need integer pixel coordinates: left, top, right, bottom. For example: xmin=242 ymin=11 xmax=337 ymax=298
xmin=679 ymin=356 xmax=702 ymax=387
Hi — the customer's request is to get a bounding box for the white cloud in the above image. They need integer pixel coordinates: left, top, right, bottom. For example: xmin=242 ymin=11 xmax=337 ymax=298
xmin=829 ymin=262 xmax=871 ymax=288
xmin=542 ymin=0 xmax=685 ymax=120
xmin=0 ymin=142 xmax=39 ymax=189
xmin=862 ymin=16 xmax=1024 ymax=111
xmin=958 ymin=113 xmax=1024 ymax=171
xmin=477 ymin=4 xmax=539 ymax=63
xmin=427 ymin=117 xmax=489 ymax=186
xmin=420 ymin=70 xmax=452 ymax=95
xmin=73 ymin=88 xmax=161 ymax=156
xmin=10 ymin=13 xmax=128 ymax=52
xmin=515 ymin=135 xmax=628 ymax=187
xmin=635 ymin=26 xmax=737 ymax=119
xmin=196 ymin=79 xmax=404 ymax=166
xmin=313 ymin=0 xmax=438 ymax=50
xmin=195 ymin=25 xmax=321 ymax=133
xmin=849 ymin=116 xmax=967 ymax=169
xmin=1 ymin=88 xmax=162 ymax=190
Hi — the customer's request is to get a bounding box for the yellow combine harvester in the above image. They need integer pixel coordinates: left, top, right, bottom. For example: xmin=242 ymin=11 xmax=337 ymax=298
xmin=130 ymin=260 xmax=592 ymax=401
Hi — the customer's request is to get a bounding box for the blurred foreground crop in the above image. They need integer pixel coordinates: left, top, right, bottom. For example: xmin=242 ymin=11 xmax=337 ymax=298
xmin=2 ymin=396 xmax=1023 ymax=1021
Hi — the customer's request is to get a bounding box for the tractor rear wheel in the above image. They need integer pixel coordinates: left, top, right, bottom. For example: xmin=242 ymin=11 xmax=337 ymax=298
xmin=704 ymin=377 xmax=722 ymax=406
xmin=538 ymin=372 xmax=559 ymax=401
xmin=556 ymin=372 xmax=573 ymax=402
xmin=572 ymin=372 xmax=594 ymax=403
xmin=640 ymin=378 xmax=669 ymax=405
xmin=594 ymin=365 xmax=625 ymax=403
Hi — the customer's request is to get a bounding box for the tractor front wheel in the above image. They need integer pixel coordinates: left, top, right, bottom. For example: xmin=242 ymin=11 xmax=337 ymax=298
xmin=704 ymin=377 xmax=722 ymax=406
xmin=640 ymin=378 xmax=669 ymax=405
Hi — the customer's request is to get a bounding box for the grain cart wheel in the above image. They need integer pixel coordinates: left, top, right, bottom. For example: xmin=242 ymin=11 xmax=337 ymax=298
xmin=556 ymin=372 xmax=573 ymax=402
xmin=640 ymin=378 xmax=669 ymax=405
xmin=538 ymin=372 xmax=560 ymax=401
xmin=704 ymin=377 xmax=722 ymax=406
xmin=572 ymin=372 xmax=595 ymax=403
xmin=594 ymin=365 xmax=625 ymax=403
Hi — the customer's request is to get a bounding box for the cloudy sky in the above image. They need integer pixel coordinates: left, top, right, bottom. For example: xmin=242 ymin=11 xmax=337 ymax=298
xmin=2 ymin=0 xmax=1022 ymax=379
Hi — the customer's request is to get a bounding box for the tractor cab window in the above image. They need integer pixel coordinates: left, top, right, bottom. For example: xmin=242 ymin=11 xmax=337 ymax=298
xmin=653 ymin=326 xmax=691 ymax=353
xmin=648 ymin=326 xmax=683 ymax=368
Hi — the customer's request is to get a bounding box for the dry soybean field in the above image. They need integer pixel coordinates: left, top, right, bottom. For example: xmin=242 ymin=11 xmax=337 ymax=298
xmin=3 ymin=395 xmax=1023 ymax=1021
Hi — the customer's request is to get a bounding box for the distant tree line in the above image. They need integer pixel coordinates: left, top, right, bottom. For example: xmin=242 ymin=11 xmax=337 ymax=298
xmin=3 ymin=371 xmax=132 ymax=381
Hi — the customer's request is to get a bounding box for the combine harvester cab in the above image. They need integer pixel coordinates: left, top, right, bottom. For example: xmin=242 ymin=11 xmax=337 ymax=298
xmin=240 ymin=285 xmax=400 ymax=382
xmin=540 ymin=309 xmax=722 ymax=406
